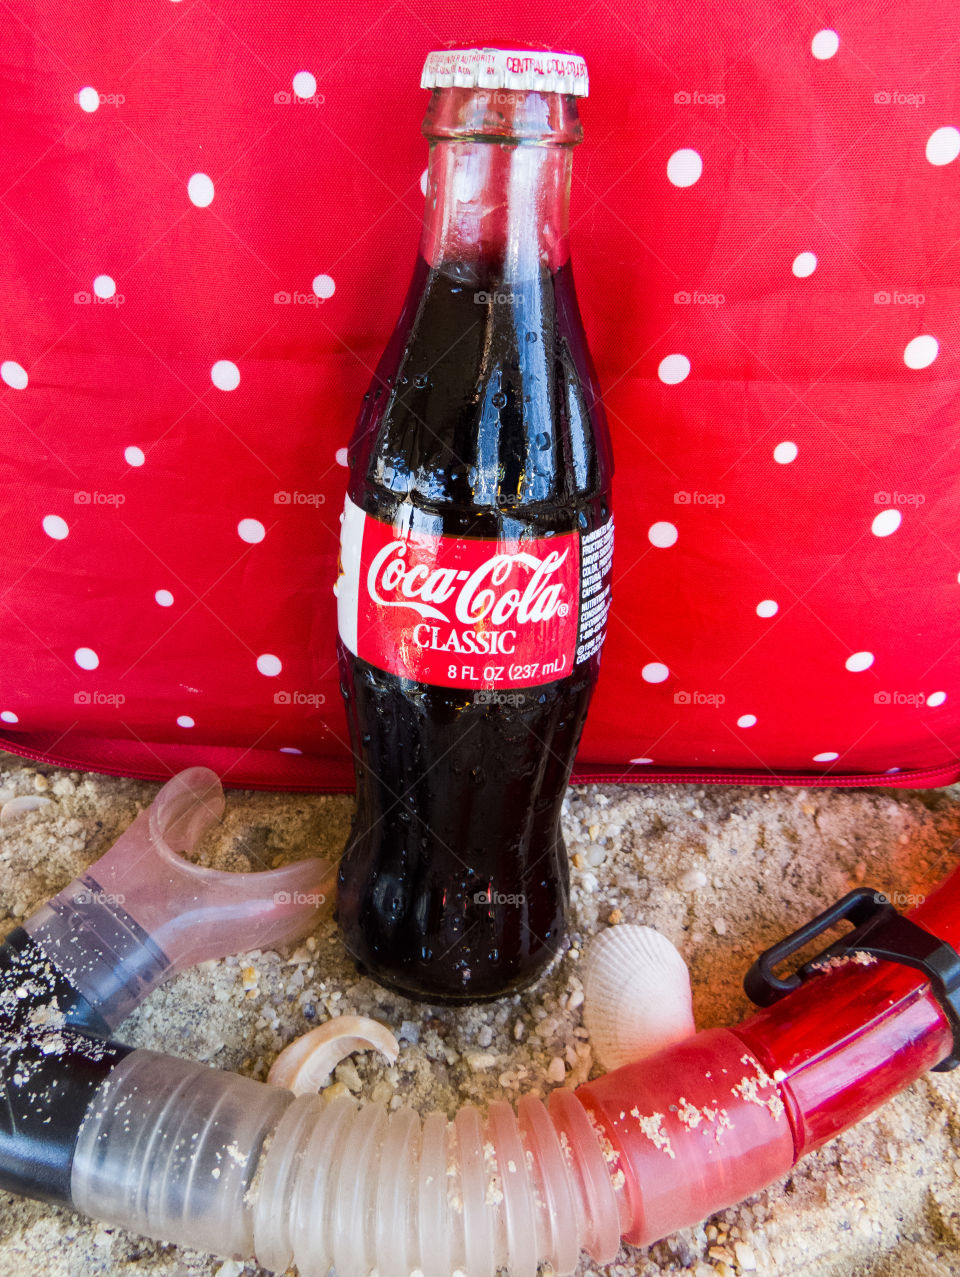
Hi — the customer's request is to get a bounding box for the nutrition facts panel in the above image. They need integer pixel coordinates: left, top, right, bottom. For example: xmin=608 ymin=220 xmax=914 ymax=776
xmin=576 ymin=516 xmax=614 ymax=664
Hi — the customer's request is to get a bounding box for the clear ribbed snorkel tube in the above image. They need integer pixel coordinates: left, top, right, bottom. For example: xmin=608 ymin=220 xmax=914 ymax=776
xmin=2 ymin=764 xmax=960 ymax=1276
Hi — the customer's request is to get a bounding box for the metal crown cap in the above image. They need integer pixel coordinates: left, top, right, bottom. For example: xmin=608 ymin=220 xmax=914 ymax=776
xmin=421 ymin=47 xmax=589 ymax=97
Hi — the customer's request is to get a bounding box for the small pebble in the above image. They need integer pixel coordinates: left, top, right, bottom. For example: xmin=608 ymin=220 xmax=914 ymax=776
xmin=679 ymin=868 xmax=708 ymax=892
xmin=713 ymin=918 xmax=728 ymax=936
xmin=214 ymin=1263 xmax=244 ymax=1277
xmin=335 ymin=1061 xmax=362 ymax=1092
xmin=466 ymin=1052 xmax=497 ymax=1071
xmin=1 ymin=795 xmax=54 ymax=823
xmin=322 ymin=1081 xmax=350 ymax=1103
xmin=241 ymin=966 xmax=258 ymax=991
xmin=567 ymin=988 xmax=584 ymax=1010
xmin=513 ymin=1020 xmax=525 ymax=1041
xmin=33 ymin=774 xmax=49 ymax=792
xmin=854 ymin=862 xmax=867 ymax=882
xmin=547 ymin=1057 xmax=566 ymax=1083
xmin=734 ymin=1241 xmax=757 ymax=1270
xmin=607 ymin=908 xmax=623 ymax=925
xmin=477 ymin=1024 xmax=493 ymax=1048
xmin=588 ymin=824 xmax=600 ymax=841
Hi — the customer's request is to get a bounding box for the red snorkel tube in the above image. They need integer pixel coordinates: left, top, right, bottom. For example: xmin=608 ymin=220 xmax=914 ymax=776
xmin=575 ymin=870 xmax=960 ymax=1247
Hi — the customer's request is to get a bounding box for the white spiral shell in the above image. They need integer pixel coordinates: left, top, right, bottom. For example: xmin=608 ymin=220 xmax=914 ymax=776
xmin=582 ymin=924 xmax=696 ymax=1071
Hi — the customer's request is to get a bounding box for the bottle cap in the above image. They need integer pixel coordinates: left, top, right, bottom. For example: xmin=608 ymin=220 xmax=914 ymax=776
xmin=421 ymin=47 xmax=589 ymax=97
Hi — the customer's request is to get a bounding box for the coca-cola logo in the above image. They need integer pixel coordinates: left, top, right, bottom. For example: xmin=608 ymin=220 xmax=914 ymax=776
xmin=366 ymin=540 xmax=570 ymax=627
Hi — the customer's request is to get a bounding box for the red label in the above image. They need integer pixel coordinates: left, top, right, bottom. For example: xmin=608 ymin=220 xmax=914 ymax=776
xmin=338 ymin=498 xmax=580 ymax=689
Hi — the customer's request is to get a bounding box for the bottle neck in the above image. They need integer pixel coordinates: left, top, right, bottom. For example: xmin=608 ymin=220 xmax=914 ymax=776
xmin=419 ymin=87 xmax=581 ymax=281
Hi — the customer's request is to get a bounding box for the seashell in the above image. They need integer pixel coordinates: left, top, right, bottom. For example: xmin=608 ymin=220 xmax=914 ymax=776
xmin=267 ymin=1014 xmax=400 ymax=1096
xmin=0 ymin=795 xmax=54 ymax=823
xmin=582 ymin=924 xmax=695 ymax=1071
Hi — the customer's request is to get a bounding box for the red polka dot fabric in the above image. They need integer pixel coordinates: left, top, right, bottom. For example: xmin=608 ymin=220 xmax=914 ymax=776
xmin=1 ymin=2 xmax=958 ymax=790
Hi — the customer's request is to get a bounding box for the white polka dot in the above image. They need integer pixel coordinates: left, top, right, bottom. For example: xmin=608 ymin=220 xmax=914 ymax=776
xmin=93 ymin=274 xmax=116 ymax=299
xmin=737 ymin=714 xmax=757 ymax=728
xmin=1 ymin=711 xmax=19 ymax=724
xmin=312 ymin=274 xmax=335 ymax=300
xmin=811 ymin=29 xmax=839 ymax=59
xmin=293 ymin=71 xmax=317 ymax=99
xmin=658 ymin=353 xmax=690 ymax=385
xmin=773 ymin=440 xmax=798 ymax=464
xmin=1 ymin=361 xmax=28 ymax=390
xmin=630 ymin=757 xmax=654 ymax=765
xmin=238 ymin=518 xmax=266 ymax=544
xmin=927 ymin=691 xmax=947 ymax=708
xmin=641 ymin=662 xmax=669 ymax=684
xmin=256 ymin=653 xmax=282 ymax=677
xmin=74 ymin=647 xmax=99 ymax=671
xmin=279 ymin=746 xmax=303 ymax=754
xmin=176 ymin=715 xmax=195 ymax=728
xmin=42 ymin=515 xmax=69 ymax=540
xmin=211 ymin=360 xmax=240 ymax=391
xmin=335 ymin=446 xmax=349 ymax=467
xmin=845 ymin=650 xmax=875 ymax=672
xmin=903 ymin=334 xmax=938 ymax=370
xmin=792 ymin=252 xmax=817 ymax=278
xmin=187 ymin=173 xmax=215 ymax=207
xmin=813 ymin=751 xmax=839 ymax=763
xmin=648 ymin=521 xmax=679 ymax=549
xmin=77 ymin=86 xmax=99 ymax=113
xmin=926 ymin=126 xmax=960 ymax=167
xmin=871 ymin=508 xmax=901 ymax=537
xmin=667 ymin=148 xmax=702 ymax=187
xmin=756 ymin=600 xmax=778 ymax=618
xmin=420 ymin=168 xmax=428 ymax=196
xmin=155 ymin=589 xmax=174 ymax=607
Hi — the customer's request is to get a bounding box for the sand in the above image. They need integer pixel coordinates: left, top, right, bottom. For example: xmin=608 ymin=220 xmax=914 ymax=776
xmin=0 ymin=749 xmax=958 ymax=1277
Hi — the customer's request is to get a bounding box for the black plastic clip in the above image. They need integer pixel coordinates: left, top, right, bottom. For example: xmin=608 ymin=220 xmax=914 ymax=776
xmin=744 ymin=887 xmax=960 ymax=1072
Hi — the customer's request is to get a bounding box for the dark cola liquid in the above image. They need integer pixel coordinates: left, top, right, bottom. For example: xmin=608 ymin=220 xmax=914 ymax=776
xmin=337 ymin=254 xmax=611 ymax=1002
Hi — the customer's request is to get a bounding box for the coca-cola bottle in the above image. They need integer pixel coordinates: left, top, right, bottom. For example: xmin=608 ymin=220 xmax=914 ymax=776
xmin=335 ymin=47 xmax=613 ymax=1001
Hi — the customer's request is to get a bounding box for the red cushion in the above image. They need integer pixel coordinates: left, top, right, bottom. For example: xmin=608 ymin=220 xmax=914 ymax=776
xmin=1 ymin=2 xmax=958 ymax=789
